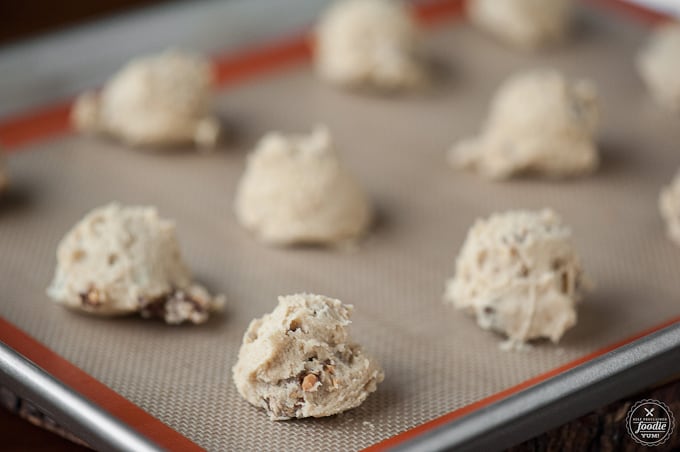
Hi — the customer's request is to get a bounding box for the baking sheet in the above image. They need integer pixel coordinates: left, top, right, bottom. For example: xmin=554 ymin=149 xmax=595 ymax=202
xmin=1 ymin=3 xmax=680 ymax=451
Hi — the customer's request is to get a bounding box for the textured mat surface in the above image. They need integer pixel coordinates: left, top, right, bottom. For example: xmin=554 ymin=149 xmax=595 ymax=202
xmin=1 ymin=5 xmax=680 ymax=451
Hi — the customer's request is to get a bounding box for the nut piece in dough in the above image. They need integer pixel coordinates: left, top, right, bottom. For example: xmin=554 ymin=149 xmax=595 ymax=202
xmin=449 ymin=69 xmax=599 ymax=180
xmin=315 ymin=0 xmax=426 ymax=90
xmin=659 ymin=171 xmax=680 ymax=246
xmin=468 ymin=0 xmax=572 ymax=50
xmin=637 ymin=23 xmax=680 ymax=113
xmin=232 ymin=293 xmax=384 ymax=420
xmin=72 ymin=50 xmax=220 ymax=149
xmin=234 ymin=126 xmax=372 ymax=246
xmin=47 ymin=203 xmax=225 ymax=324
xmin=444 ymin=209 xmax=589 ymax=348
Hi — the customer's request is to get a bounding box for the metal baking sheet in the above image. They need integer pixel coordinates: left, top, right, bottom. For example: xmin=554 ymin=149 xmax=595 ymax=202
xmin=1 ymin=0 xmax=680 ymax=450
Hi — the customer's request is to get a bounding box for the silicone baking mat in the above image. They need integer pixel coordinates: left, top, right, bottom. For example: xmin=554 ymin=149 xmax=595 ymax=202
xmin=0 ymin=1 xmax=678 ymax=450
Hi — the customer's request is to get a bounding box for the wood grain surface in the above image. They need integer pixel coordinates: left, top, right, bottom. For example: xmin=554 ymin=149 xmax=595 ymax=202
xmin=511 ymin=379 xmax=680 ymax=452
xmin=0 ymin=0 xmax=169 ymax=45
xmin=0 ymin=408 xmax=89 ymax=452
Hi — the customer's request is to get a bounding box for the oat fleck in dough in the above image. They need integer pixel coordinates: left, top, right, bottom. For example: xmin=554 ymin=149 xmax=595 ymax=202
xmin=444 ymin=209 xmax=590 ymax=349
xmin=315 ymin=0 xmax=426 ymax=90
xmin=234 ymin=126 xmax=372 ymax=246
xmin=72 ymin=50 xmax=220 ymax=149
xmin=637 ymin=23 xmax=680 ymax=113
xmin=449 ymin=69 xmax=599 ymax=180
xmin=468 ymin=0 xmax=572 ymax=50
xmin=233 ymin=293 xmax=384 ymax=420
xmin=47 ymin=203 xmax=225 ymax=324
xmin=659 ymin=171 xmax=680 ymax=246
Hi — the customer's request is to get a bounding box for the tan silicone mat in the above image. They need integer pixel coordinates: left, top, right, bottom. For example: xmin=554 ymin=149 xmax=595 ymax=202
xmin=2 ymin=4 xmax=680 ymax=451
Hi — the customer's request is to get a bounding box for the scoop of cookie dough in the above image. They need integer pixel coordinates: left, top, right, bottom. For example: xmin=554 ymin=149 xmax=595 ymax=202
xmin=234 ymin=126 xmax=372 ymax=246
xmin=315 ymin=0 xmax=426 ymax=90
xmin=232 ymin=293 xmax=384 ymax=420
xmin=468 ymin=0 xmax=572 ymax=50
xmin=47 ymin=203 xmax=225 ymax=324
xmin=659 ymin=171 xmax=680 ymax=246
xmin=637 ymin=23 xmax=680 ymax=113
xmin=72 ymin=50 xmax=220 ymax=148
xmin=444 ymin=209 xmax=589 ymax=348
xmin=449 ymin=69 xmax=599 ymax=180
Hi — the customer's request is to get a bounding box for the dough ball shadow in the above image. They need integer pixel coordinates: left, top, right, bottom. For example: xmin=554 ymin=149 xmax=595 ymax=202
xmin=0 ymin=182 xmax=33 ymax=216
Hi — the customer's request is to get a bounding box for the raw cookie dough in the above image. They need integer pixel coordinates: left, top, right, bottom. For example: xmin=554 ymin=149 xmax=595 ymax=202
xmin=232 ymin=293 xmax=384 ymax=420
xmin=637 ymin=23 xmax=680 ymax=113
xmin=47 ymin=203 xmax=225 ymax=324
xmin=444 ymin=209 xmax=589 ymax=348
xmin=659 ymin=171 xmax=680 ymax=246
xmin=72 ymin=50 xmax=220 ymax=148
xmin=234 ymin=126 xmax=372 ymax=246
xmin=468 ymin=0 xmax=572 ymax=50
xmin=449 ymin=69 xmax=599 ymax=180
xmin=315 ymin=0 xmax=426 ymax=90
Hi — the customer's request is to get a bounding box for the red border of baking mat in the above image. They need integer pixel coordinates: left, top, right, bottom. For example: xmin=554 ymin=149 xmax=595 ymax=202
xmin=0 ymin=317 xmax=203 ymax=451
xmin=0 ymin=0 xmax=674 ymax=450
xmin=0 ymin=0 xmax=465 ymax=151
xmin=365 ymin=316 xmax=680 ymax=450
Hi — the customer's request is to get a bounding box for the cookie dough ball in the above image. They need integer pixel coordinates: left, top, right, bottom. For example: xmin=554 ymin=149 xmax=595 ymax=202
xmin=468 ymin=0 xmax=572 ymax=50
xmin=449 ymin=69 xmax=599 ymax=180
xmin=659 ymin=171 xmax=680 ymax=245
xmin=47 ymin=203 xmax=225 ymax=324
xmin=637 ymin=23 xmax=680 ymax=113
xmin=72 ymin=50 xmax=220 ymax=148
xmin=234 ymin=126 xmax=372 ymax=246
xmin=233 ymin=293 xmax=384 ymax=420
xmin=315 ymin=0 xmax=426 ymax=90
xmin=444 ymin=209 xmax=589 ymax=348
